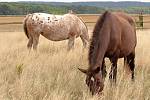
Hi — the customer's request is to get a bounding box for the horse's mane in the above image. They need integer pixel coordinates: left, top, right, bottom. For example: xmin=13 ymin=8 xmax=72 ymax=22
xmin=88 ymin=11 xmax=110 ymax=69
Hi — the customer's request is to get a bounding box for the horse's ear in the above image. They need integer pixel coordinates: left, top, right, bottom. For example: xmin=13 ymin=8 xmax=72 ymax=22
xmin=78 ymin=68 xmax=88 ymax=74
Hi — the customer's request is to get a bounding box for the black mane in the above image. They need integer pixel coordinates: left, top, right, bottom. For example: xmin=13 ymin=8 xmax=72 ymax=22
xmin=88 ymin=11 xmax=110 ymax=69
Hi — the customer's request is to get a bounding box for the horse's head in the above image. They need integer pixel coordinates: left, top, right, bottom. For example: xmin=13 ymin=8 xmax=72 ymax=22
xmin=78 ymin=67 xmax=104 ymax=95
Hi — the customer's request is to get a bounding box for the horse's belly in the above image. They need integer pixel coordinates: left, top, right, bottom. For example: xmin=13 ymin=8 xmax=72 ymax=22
xmin=106 ymin=45 xmax=135 ymax=57
xmin=105 ymin=43 xmax=135 ymax=58
xmin=41 ymin=30 xmax=69 ymax=41
xmin=41 ymin=22 xmax=71 ymax=41
xmin=48 ymin=36 xmax=69 ymax=41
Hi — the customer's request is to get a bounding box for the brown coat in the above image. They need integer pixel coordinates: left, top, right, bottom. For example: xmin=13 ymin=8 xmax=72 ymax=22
xmin=79 ymin=11 xmax=136 ymax=95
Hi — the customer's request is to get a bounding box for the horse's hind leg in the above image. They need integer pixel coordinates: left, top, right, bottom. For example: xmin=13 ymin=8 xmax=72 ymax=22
xmin=80 ymin=34 xmax=89 ymax=48
xmin=33 ymin=33 xmax=40 ymax=51
xmin=127 ymin=51 xmax=135 ymax=81
xmin=68 ymin=36 xmax=75 ymax=51
xmin=27 ymin=36 xmax=33 ymax=51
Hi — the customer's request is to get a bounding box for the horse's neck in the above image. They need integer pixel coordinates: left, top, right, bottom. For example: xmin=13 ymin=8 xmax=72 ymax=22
xmin=90 ymin=20 xmax=111 ymax=71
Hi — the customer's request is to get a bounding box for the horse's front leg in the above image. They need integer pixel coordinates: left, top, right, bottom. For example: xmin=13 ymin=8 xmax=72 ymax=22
xmin=68 ymin=36 xmax=75 ymax=51
xmin=109 ymin=57 xmax=118 ymax=83
xmin=33 ymin=33 xmax=40 ymax=51
xmin=101 ymin=59 xmax=107 ymax=80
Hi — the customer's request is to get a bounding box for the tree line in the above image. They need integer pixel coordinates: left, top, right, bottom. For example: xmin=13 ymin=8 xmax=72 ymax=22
xmin=0 ymin=2 xmax=150 ymax=15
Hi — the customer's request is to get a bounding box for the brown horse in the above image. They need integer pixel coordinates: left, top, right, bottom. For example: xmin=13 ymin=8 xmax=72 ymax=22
xmin=78 ymin=11 xmax=137 ymax=95
xmin=23 ymin=13 xmax=89 ymax=51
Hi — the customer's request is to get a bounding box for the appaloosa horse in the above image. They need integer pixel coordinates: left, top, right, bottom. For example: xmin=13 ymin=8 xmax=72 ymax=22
xmin=23 ymin=13 xmax=89 ymax=51
xmin=78 ymin=11 xmax=137 ymax=95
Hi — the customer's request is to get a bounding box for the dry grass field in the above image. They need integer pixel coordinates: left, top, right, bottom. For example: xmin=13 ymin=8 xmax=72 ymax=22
xmin=0 ymin=16 xmax=150 ymax=100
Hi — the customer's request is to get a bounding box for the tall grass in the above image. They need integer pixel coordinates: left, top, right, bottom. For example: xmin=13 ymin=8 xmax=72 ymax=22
xmin=0 ymin=30 xmax=150 ymax=100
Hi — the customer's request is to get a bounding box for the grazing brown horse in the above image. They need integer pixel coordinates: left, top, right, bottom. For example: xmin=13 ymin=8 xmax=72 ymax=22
xmin=78 ymin=11 xmax=137 ymax=95
xmin=23 ymin=13 xmax=89 ymax=51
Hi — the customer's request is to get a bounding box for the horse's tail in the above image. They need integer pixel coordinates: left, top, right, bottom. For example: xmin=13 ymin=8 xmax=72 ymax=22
xmin=23 ymin=14 xmax=31 ymax=39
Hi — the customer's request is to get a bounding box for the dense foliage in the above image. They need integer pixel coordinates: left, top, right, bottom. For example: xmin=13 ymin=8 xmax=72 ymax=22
xmin=0 ymin=2 xmax=150 ymax=15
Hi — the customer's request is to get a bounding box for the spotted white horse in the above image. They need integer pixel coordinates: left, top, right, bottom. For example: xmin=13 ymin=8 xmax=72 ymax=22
xmin=23 ymin=13 xmax=89 ymax=51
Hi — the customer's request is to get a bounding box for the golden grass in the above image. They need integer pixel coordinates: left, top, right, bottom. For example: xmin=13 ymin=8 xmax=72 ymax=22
xmin=0 ymin=28 xmax=150 ymax=100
